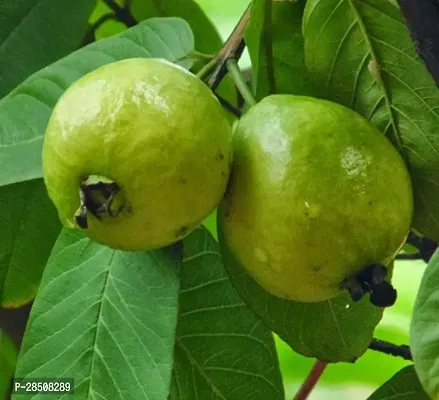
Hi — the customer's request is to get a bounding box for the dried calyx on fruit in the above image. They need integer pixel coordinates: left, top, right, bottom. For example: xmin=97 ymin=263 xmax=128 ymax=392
xmin=218 ymin=94 xmax=414 ymax=307
xmin=42 ymin=58 xmax=233 ymax=251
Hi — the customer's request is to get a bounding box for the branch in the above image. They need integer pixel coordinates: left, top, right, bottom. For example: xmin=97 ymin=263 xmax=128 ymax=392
xmin=397 ymin=0 xmax=439 ymax=87
xmin=102 ymin=0 xmax=137 ymax=27
xmin=215 ymin=94 xmax=242 ymax=118
xmin=293 ymin=360 xmax=328 ymax=400
xmin=400 ymin=231 xmax=438 ymax=263
xmin=368 ymin=338 xmax=412 ymax=361
xmin=206 ymin=4 xmax=251 ymax=90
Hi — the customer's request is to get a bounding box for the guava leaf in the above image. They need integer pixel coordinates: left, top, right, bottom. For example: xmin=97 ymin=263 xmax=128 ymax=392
xmin=131 ymin=0 xmax=222 ymax=53
xmin=217 ymin=219 xmax=384 ymax=363
xmin=170 ymin=226 xmax=285 ymax=400
xmin=13 ymin=229 xmax=181 ymax=400
xmin=245 ymin=0 xmax=315 ymax=100
xmin=366 ymin=365 xmax=429 ymax=399
xmin=0 ymin=330 xmax=18 ymax=399
xmin=410 ymin=247 xmax=439 ymax=398
xmin=130 ymin=0 xmax=239 ymax=109
xmin=131 ymin=0 xmax=238 ymax=117
xmin=0 ymin=179 xmax=61 ymax=308
xmin=0 ymin=17 xmax=194 ymax=188
xmin=0 ymin=0 xmax=96 ymax=99
xmin=302 ymin=0 xmax=439 ymax=243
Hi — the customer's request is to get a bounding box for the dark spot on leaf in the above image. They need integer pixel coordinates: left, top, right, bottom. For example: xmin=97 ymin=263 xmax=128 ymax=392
xmin=179 ymin=176 xmax=187 ymax=184
xmin=368 ymin=200 xmax=373 ymax=206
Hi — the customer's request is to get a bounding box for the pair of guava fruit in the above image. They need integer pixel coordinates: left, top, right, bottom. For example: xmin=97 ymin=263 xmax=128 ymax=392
xmin=43 ymin=57 xmax=414 ymax=304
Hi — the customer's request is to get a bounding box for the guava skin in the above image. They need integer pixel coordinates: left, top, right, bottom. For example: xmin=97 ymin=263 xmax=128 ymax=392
xmin=218 ymin=94 xmax=413 ymax=303
xmin=43 ymin=58 xmax=232 ymax=251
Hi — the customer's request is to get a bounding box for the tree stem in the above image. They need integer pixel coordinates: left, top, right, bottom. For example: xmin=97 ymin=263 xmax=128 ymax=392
xmin=215 ymin=94 xmax=242 ymax=117
xmin=368 ymin=338 xmax=412 ymax=361
xmin=226 ymin=59 xmax=257 ymax=107
xmin=207 ymin=4 xmax=251 ymax=90
xmin=293 ymin=360 xmax=328 ymax=400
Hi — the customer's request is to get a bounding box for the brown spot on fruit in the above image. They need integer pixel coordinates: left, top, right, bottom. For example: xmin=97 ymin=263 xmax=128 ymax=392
xmin=176 ymin=225 xmax=189 ymax=237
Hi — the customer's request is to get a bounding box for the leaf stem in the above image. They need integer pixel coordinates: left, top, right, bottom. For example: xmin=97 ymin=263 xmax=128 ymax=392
xmin=196 ymin=58 xmax=218 ymax=81
xmin=293 ymin=360 xmax=328 ymax=400
xmin=102 ymin=0 xmax=137 ymax=27
xmin=190 ymin=50 xmax=216 ymax=61
xmin=368 ymin=338 xmax=412 ymax=361
xmin=206 ymin=4 xmax=251 ymax=90
xmin=227 ymin=59 xmax=257 ymax=107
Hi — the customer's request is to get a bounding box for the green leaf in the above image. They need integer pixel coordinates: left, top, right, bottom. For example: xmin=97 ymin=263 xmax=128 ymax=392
xmin=13 ymin=229 xmax=181 ymax=400
xmin=410 ymin=249 xmax=439 ymax=398
xmin=0 ymin=17 xmax=194 ymax=188
xmin=217 ymin=217 xmax=384 ymax=363
xmin=131 ymin=0 xmax=222 ymax=53
xmin=170 ymin=226 xmax=285 ymax=399
xmin=0 ymin=179 xmax=61 ymax=307
xmin=130 ymin=0 xmax=239 ymax=109
xmin=302 ymin=0 xmax=439 ymax=243
xmin=366 ymin=365 xmax=429 ymax=399
xmin=245 ymin=0 xmax=315 ymax=100
xmin=0 ymin=0 xmax=96 ymax=98
xmin=0 ymin=330 xmax=18 ymax=399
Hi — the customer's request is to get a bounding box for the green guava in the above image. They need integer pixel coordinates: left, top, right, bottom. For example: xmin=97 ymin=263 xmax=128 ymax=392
xmin=42 ymin=58 xmax=232 ymax=251
xmin=217 ymin=94 xmax=413 ymax=303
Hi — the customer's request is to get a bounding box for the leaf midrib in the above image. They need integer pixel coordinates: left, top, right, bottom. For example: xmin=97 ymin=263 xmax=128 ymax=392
xmin=176 ymin=338 xmax=227 ymax=400
xmin=86 ymin=252 xmax=115 ymax=400
xmin=346 ymin=0 xmax=405 ymax=158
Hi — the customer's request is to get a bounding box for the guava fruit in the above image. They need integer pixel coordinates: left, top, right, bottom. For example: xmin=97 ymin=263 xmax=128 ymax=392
xmin=42 ymin=57 xmax=232 ymax=251
xmin=217 ymin=94 xmax=413 ymax=303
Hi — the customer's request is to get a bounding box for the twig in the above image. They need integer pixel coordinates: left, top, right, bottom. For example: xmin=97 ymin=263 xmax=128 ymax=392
xmin=401 ymin=231 xmax=438 ymax=263
xmin=368 ymin=338 xmax=412 ymax=361
xmin=102 ymin=0 xmax=137 ymax=27
xmin=215 ymin=94 xmax=242 ymax=117
xmin=406 ymin=230 xmax=422 ymax=248
xmin=80 ymin=13 xmax=118 ymax=46
xmin=206 ymin=4 xmax=251 ymax=90
xmin=293 ymin=360 xmax=328 ymax=400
